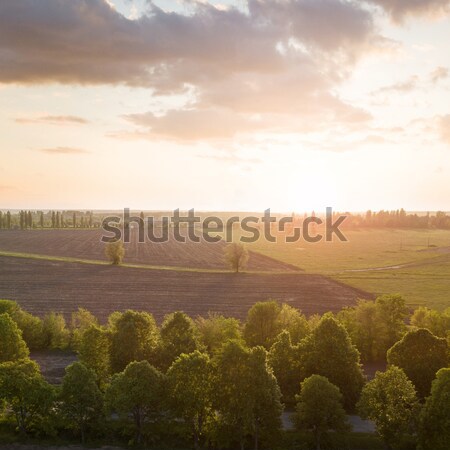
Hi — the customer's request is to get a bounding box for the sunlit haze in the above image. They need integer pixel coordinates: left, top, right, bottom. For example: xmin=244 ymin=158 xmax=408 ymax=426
xmin=1 ymin=0 xmax=450 ymax=212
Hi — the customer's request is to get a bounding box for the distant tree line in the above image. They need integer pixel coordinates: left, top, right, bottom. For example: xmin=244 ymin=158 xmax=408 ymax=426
xmin=0 ymin=211 xmax=96 ymax=229
xmin=0 ymin=296 xmax=449 ymax=449
xmin=341 ymin=209 xmax=450 ymax=230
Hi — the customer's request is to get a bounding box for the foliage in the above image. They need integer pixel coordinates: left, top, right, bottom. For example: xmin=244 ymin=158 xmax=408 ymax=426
xmin=418 ymin=368 xmax=450 ymax=450
xmin=77 ymin=325 xmax=111 ymax=388
xmin=196 ymin=312 xmax=243 ymax=354
xmin=244 ymin=301 xmax=282 ymax=349
xmin=0 ymin=359 xmax=55 ymax=435
xmin=0 ymin=313 xmax=29 ymax=362
xmin=357 ymin=366 xmax=419 ymax=450
xmin=159 ymin=311 xmax=201 ymax=370
xmin=338 ymin=295 xmax=409 ymax=362
xmin=224 ymin=243 xmax=249 ymax=273
xmin=411 ymin=307 xmax=450 ymax=338
xmin=70 ymin=308 xmax=98 ymax=351
xmin=387 ymin=328 xmax=448 ymax=399
xmin=167 ymin=351 xmax=213 ymax=449
xmin=105 ymin=239 xmax=125 ymax=265
xmin=213 ymin=340 xmax=282 ymax=450
xmin=59 ymin=362 xmax=103 ymax=444
xmin=109 ymin=310 xmax=159 ymax=373
xmin=268 ymin=330 xmax=302 ymax=405
xmin=294 ymin=375 xmax=349 ymax=450
xmin=42 ymin=312 xmax=70 ymax=350
xmin=299 ymin=314 xmax=365 ymax=410
xmin=105 ymin=360 xmax=166 ymax=445
xmin=278 ymin=304 xmax=310 ymax=344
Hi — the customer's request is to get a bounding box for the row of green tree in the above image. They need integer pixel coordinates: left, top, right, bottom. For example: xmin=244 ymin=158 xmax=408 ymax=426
xmin=0 ymin=210 xmax=96 ymax=229
xmin=0 ymin=297 xmax=449 ymax=449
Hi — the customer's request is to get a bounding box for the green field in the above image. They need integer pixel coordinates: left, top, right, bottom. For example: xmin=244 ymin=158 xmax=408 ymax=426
xmin=237 ymin=228 xmax=450 ymax=310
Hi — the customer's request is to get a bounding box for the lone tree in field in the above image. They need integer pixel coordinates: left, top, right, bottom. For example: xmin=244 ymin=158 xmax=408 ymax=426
xmin=294 ymin=375 xmax=349 ymax=450
xmin=105 ymin=240 xmax=125 ymax=265
xmin=224 ymin=243 xmax=249 ymax=273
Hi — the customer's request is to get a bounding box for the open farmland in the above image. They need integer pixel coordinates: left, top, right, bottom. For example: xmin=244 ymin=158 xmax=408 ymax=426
xmin=232 ymin=228 xmax=450 ymax=310
xmin=0 ymin=256 xmax=371 ymax=322
xmin=0 ymin=229 xmax=298 ymax=272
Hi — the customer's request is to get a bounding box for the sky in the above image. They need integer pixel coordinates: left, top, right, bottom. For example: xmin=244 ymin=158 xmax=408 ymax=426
xmin=0 ymin=0 xmax=449 ymax=212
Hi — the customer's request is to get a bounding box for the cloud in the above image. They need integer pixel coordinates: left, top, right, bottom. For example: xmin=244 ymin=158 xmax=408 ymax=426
xmin=440 ymin=115 xmax=450 ymax=145
xmin=0 ymin=0 xmax=383 ymax=141
xmin=38 ymin=146 xmax=90 ymax=154
xmin=367 ymin=0 xmax=450 ymax=22
xmin=373 ymin=76 xmax=420 ymax=95
xmin=430 ymin=66 xmax=449 ymax=83
xmin=14 ymin=115 xmax=89 ymax=125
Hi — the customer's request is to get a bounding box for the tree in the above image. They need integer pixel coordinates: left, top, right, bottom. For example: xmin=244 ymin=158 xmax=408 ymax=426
xmin=357 ymin=366 xmax=418 ymax=450
xmin=0 ymin=359 xmax=55 ymax=435
xmin=295 ymin=375 xmax=349 ymax=450
xmin=42 ymin=312 xmax=70 ymax=349
xmin=70 ymin=308 xmax=98 ymax=351
xmin=105 ymin=360 xmax=166 ymax=445
xmin=0 ymin=313 xmax=29 ymax=362
xmin=300 ymin=314 xmax=365 ymax=410
xmin=244 ymin=301 xmax=282 ymax=349
xmin=0 ymin=300 xmax=43 ymax=350
xmin=196 ymin=312 xmax=243 ymax=354
xmin=387 ymin=328 xmax=448 ymax=399
xmin=213 ymin=341 xmax=282 ymax=450
xmin=40 ymin=211 xmax=44 ymax=228
xmin=224 ymin=243 xmax=249 ymax=273
xmin=159 ymin=311 xmax=201 ymax=370
xmin=419 ymin=368 xmax=450 ymax=450
xmin=268 ymin=331 xmax=302 ymax=404
xmin=105 ymin=239 xmax=124 ymax=265
xmin=110 ymin=310 xmax=159 ymax=373
xmin=411 ymin=307 xmax=450 ymax=338
xmin=338 ymin=299 xmax=381 ymax=362
xmin=77 ymin=325 xmax=111 ymax=388
xmin=167 ymin=351 xmax=213 ymax=449
xmin=59 ymin=362 xmax=103 ymax=444
xmin=278 ymin=304 xmax=310 ymax=344
xmin=375 ymin=294 xmax=408 ymax=356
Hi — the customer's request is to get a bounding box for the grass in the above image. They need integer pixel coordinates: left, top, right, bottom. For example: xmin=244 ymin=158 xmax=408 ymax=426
xmin=231 ymin=228 xmax=450 ymax=310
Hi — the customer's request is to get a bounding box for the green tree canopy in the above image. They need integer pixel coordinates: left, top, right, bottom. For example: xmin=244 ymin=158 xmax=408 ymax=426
xmin=167 ymin=351 xmax=213 ymax=449
xmin=59 ymin=362 xmax=103 ymax=444
xmin=77 ymin=325 xmax=111 ymax=388
xmin=105 ymin=360 xmax=166 ymax=445
xmin=299 ymin=314 xmax=365 ymax=410
xmin=213 ymin=340 xmax=282 ymax=450
xmin=357 ymin=366 xmax=418 ymax=450
xmin=0 ymin=359 xmax=55 ymax=435
xmin=387 ymin=328 xmax=449 ymax=399
xmin=110 ymin=310 xmax=159 ymax=373
xmin=0 ymin=313 xmax=29 ymax=362
xmin=244 ymin=301 xmax=282 ymax=349
xmin=42 ymin=312 xmax=70 ymax=349
xmin=196 ymin=313 xmax=242 ymax=354
xmin=295 ymin=375 xmax=349 ymax=450
xmin=159 ymin=311 xmax=201 ymax=370
xmin=419 ymin=368 xmax=450 ymax=450
xmin=70 ymin=308 xmax=98 ymax=351
xmin=268 ymin=330 xmax=302 ymax=405
xmin=411 ymin=307 xmax=450 ymax=338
